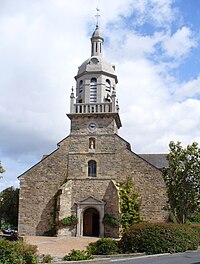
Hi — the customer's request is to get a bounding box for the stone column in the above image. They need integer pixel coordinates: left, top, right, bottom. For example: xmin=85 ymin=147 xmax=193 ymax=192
xmin=111 ymin=88 xmax=116 ymax=112
xmin=76 ymin=204 xmax=82 ymax=237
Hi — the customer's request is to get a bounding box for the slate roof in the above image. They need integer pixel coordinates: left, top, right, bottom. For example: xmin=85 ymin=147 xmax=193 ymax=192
xmin=139 ymin=154 xmax=169 ymax=169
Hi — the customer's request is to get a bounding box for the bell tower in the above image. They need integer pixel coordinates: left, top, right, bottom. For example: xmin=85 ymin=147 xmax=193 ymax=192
xmin=67 ymin=25 xmax=121 ymax=134
xmin=18 ymin=19 xmax=168 ymax=239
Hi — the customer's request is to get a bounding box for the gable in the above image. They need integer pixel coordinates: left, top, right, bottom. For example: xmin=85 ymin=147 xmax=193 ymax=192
xmin=76 ymin=196 xmax=105 ymax=205
xmin=18 ymin=135 xmax=71 ymax=179
xmin=115 ymin=134 xmax=166 ymax=171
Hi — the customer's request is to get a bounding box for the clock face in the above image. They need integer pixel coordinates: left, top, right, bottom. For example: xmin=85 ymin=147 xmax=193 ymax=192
xmin=88 ymin=122 xmax=97 ymax=132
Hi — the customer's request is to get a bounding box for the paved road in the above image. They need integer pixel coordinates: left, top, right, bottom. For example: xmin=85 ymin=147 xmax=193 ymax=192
xmin=95 ymin=251 xmax=200 ymax=264
xmin=55 ymin=251 xmax=200 ymax=264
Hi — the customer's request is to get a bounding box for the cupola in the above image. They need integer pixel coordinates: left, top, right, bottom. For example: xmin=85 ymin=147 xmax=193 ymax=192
xmin=91 ymin=25 xmax=104 ymax=57
xmin=69 ymin=24 xmax=121 ymax=130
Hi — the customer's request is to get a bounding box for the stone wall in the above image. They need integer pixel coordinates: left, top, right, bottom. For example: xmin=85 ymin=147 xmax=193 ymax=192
xmin=114 ymin=135 xmax=168 ymax=222
xmin=18 ymin=139 xmax=71 ymax=236
xmin=18 ymin=115 xmax=168 ymax=237
xmin=69 ymin=114 xmax=119 ymax=135
xmin=65 ymin=132 xmax=168 ymax=236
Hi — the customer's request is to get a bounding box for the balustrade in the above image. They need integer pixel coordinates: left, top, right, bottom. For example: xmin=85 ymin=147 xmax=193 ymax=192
xmin=74 ymin=102 xmax=113 ymax=114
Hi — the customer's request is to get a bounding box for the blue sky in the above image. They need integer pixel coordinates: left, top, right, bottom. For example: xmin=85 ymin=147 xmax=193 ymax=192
xmin=172 ymin=0 xmax=200 ymax=81
xmin=0 ymin=0 xmax=200 ymax=191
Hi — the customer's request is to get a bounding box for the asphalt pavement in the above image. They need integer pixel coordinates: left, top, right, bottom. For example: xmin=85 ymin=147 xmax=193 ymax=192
xmin=109 ymin=251 xmax=200 ymax=264
xmin=54 ymin=250 xmax=200 ymax=264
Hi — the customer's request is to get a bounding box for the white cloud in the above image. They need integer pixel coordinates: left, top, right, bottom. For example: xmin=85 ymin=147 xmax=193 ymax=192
xmin=162 ymin=27 xmax=197 ymax=58
xmin=132 ymin=0 xmax=177 ymax=27
xmin=0 ymin=0 xmax=199 ymax=191
xmin=114 ymin=45 xmax=200 ymax=154
xmin=119 ymin=33 xmax=157 ymax=59
xmin=150 ymin=0 xmax=177 ymax=26
xmin=174 ymin=76 xmax=200 ymax=99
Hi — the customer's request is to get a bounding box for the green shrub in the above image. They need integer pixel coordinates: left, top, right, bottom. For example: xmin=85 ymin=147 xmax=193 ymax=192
xmin=87 ymin=238 xmax=119 ymax=255
xmin=15 ymin=241 xmax=38 ymax=264
xmin=189 ymin=213 xmax=200 ymax=224
xmin=60 ymin=215 xmax=78 ymax=226
xmin=191 ymin=225 xmax=200 ymax=244
xmin=0 ymin=238 xmax=38 ymax=264
xmin=103 ymin=214 xmax=119 ymax=227
xmin=119 ymin=222 xmax=199 ymax=254
xmin=41 ymin=254 xmax=53 ymax=263
xmin=63 ymin=249 xmax=93 ymax=261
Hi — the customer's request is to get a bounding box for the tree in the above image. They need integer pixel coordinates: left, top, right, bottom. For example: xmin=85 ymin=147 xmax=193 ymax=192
xmin=118 ymin=178 xmax=141 ymax=229
xmin=0 ymin=161 xmax=5 ymax=176
xmin=163 ymin=141 xmax=200 ymax=224
xmin=0 ymin=186 xmax=19 ymax=228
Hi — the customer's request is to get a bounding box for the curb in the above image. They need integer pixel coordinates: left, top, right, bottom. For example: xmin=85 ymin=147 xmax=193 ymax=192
xmin=51 ymin=253 xmax=144 ymax=263
xmin=52 ymin=258 xmax=111 ymax=264
xmin=51 ymin=249 xmax=200 ymax=263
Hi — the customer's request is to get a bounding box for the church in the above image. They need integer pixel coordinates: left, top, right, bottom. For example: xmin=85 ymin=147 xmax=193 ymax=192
xmin=18 ymin=25 xmax=168 ymax=238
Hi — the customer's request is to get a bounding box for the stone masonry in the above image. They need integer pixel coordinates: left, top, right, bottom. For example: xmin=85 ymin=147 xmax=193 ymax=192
xmin=18 ymin=25 xmax=168 ymax=237
xmin=18 ymin=114 xmax=168 ymax=237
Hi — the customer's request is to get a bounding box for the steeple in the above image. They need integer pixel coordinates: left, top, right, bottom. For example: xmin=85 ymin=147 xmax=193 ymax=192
xmin=68 ymin=24 xmax=122 ymax=130
xmin=90 ymin=25 xmax=104 ymax=57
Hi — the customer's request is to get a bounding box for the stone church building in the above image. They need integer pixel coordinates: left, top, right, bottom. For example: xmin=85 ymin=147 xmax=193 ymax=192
xmin=18 ymin=26 xmax=168 ymax=237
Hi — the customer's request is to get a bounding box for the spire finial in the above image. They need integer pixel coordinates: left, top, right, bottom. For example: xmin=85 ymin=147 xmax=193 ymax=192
xmin=95 ymin=7 xmax=100 ymax=27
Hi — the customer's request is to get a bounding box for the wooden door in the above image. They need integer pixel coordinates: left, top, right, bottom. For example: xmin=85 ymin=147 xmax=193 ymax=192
xmin=83 ymin=208 xmax=99 ymax=237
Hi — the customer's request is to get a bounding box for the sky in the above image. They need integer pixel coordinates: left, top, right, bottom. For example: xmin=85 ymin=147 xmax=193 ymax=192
xmin=0 ymin=0 xmax=200 ymax=191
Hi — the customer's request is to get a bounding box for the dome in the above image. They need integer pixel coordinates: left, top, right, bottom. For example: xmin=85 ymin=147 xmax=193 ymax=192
xmin=91 ymin=26 xmax=104 ymax=41
xmin=77 ymin=56 xmax=115 ymax=76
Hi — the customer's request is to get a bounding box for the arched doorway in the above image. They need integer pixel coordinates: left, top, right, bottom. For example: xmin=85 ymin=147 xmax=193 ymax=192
xmin=83 ymin=208 xmax=99 ymax=237
xmin=76 ymin=196 xmax=105 ymax=237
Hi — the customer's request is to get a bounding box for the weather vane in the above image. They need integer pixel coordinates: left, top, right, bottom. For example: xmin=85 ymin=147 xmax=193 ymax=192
xmin=95 ymin=7 xmax=100 ymax=27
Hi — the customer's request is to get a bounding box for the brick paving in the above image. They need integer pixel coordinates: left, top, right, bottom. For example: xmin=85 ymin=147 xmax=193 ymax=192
xmin=24 ymin=236 xmax=99 ymax=258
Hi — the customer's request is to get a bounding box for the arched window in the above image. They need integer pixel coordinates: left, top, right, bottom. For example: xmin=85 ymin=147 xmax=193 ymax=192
xmin=90 ymin=78 xmax=97 ymax=103
xmin=105 ymin=79 xmax=111 ymax=92
xmin=88 ymin=160 xmax=97 ymax=177
xmin=79 ymin=80 xmax=83 ymax=93
xmin=89 ymin=138 xmax=95 ymax=149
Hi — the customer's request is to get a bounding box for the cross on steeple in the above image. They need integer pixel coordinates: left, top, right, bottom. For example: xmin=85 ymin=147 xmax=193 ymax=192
xmin=95 ymin=8 xmax=100 ymax=27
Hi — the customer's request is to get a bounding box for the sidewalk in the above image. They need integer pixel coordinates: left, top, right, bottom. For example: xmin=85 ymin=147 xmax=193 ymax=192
xmin=24 ymin=236 xmax=99 ymax=258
